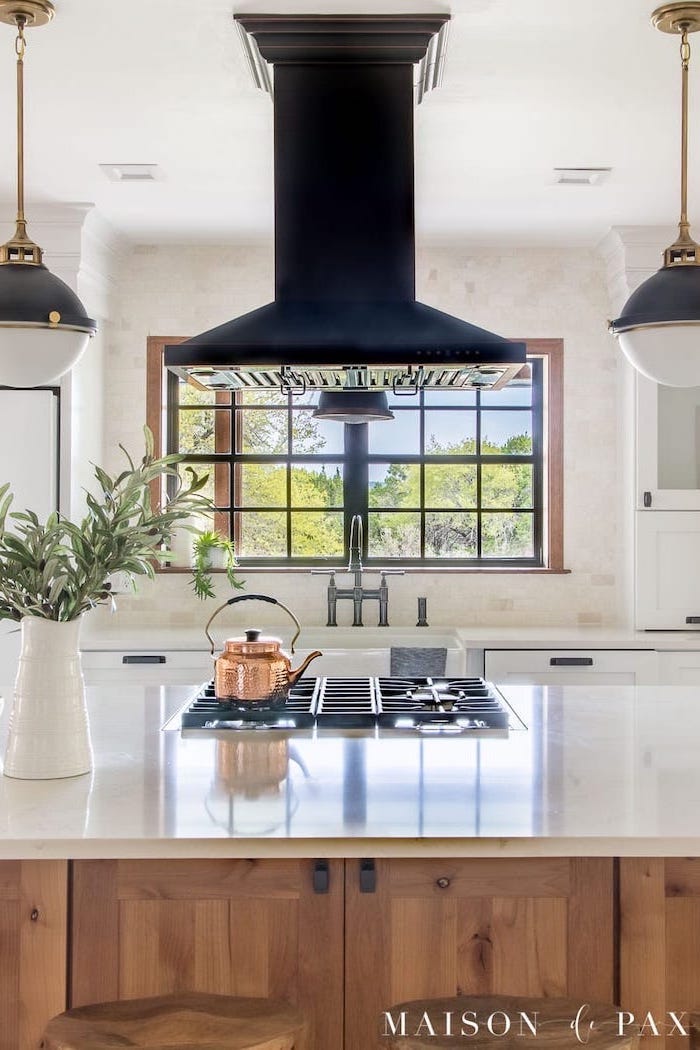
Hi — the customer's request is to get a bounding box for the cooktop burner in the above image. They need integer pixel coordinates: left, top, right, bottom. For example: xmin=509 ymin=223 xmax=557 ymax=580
xmin=175 ymin=677 xmax=523 ymax=734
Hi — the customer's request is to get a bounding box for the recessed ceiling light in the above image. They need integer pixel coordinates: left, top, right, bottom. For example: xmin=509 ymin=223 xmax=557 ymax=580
xmin=553 ymin=167 xmax=612 ymax=186
xmin=99 ymin=163 xmax=161 ymax=182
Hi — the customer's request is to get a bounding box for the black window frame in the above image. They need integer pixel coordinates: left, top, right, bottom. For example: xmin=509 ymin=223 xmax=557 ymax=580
xmin=166 ymin=358 xmax=544 ymax=568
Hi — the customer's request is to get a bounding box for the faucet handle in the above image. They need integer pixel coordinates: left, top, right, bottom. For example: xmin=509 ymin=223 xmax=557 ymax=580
xmin=379 ymin=569 xmax=405 ymax=576
xmin=310 ymin=570 xmax=337 ymax=576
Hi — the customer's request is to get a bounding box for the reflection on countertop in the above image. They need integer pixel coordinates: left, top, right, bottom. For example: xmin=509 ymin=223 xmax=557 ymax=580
xmin=0 ymin=683 xmax=699 ymax=857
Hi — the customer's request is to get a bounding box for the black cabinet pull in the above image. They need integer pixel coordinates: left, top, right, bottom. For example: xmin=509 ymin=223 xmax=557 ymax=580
xmin=360 ymin=859 xmax=376 ymax=893
xmin=643 ymin=491 xmax=652 ymax=507
xmin=122 ymin=655 xmax=167 ymax=665
xmin=686 ymin=617 xmax=700 ymax=624
xmin=313 ymin=860 xmax=329 ymax=894
xmin=549 ymin=657 xmax=594 ymax=667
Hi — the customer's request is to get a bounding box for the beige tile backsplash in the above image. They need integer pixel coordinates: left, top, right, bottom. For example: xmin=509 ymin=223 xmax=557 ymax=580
xmin=99 ymin=241 xmax=625 ymax=631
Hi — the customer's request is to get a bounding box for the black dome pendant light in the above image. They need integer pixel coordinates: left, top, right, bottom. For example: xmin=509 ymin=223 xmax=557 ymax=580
xmin=0 ymin=0 xmax=96 ymax=388
xmin=312 ymin=390 xmax=395 ymax=424
xmin=611 ymin=3 xmax=700 ymax=385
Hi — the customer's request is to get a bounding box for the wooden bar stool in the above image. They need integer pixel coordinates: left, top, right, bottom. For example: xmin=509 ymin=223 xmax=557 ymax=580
xmin=40 ymin=992 xmax=307 ymax=1050
xmin=379 ymin=995 xmax=640 ymax=1049
xmin=688 ymin=1015 xmax=700 ymax=1049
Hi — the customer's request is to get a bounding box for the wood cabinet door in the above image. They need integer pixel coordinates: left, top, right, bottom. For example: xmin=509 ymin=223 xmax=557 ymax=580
xmin=71 ymin=859 xmax=344 ymax=1050
xmin=0 ymin=860 xmax=67 ymax=1050
xmin=344 ymin=857 xmax=614 ymax=1050
xmin=621 ymin=858 xmax=700 ymax=1049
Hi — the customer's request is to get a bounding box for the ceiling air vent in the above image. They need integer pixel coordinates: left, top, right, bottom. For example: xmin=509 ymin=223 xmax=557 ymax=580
xmin=554 ymin=167 xmax=612 ymax=186
xmin=99 ymin=164 xmax=161 ymax=182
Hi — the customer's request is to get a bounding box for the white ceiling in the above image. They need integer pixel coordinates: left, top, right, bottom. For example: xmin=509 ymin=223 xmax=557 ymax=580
xmin=0 ymin=0 xmax=692 ymax=245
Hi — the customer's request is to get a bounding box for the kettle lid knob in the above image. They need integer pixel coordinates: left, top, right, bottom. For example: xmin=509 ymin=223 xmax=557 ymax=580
xmin=245 ymin=628 xmax=262 ymax=642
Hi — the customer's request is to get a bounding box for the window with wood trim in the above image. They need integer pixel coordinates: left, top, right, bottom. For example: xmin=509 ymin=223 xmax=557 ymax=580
xmin=147 ymin=338 xmax=564 ymax=569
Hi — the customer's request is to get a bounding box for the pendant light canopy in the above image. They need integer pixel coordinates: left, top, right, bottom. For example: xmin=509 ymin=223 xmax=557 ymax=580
xmin=0 ymin=0 xmax=95 ymax=388
xmin=312 ymin=391 xmax=395 ymax=425
xmin=611 ymin=3 xmax=700 ymax=386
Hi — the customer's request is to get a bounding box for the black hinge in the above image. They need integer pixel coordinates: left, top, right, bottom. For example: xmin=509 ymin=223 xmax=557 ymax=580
xmin=643 ymin=491 xmax=652 ymax=508
xmin=360 ymin=858 xmax=376 ymax=893
xmin=313 ymin=860 xmax=329 ymax=894
xmin=686 ymin=616 xmax=700 ymax=624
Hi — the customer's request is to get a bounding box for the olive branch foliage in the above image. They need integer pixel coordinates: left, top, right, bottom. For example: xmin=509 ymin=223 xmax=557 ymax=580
xmin=0 ymin=427 xmax=212 ymax=622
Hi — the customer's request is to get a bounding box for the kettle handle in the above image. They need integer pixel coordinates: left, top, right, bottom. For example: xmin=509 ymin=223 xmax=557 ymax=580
xmin=204 ymin=593 xmax=302 ymax=657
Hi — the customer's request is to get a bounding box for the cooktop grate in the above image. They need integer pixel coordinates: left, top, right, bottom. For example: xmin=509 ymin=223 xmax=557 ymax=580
xmin=177 ymin=676 xmax=519 ymax=733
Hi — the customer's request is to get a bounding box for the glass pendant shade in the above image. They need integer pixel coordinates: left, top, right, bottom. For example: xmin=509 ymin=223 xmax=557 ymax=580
xmin=613 ymin=265 xmax=700 ymax=386
xmin=312 ymin=390 xmax=395 ymax=424
xmin=0 ymin=262 xmax=95 ymax=386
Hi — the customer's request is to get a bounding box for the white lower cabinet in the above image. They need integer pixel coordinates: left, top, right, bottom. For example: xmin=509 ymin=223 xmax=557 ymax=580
xmin=636 ymin=511 xmax=700 ymax=629
xmin=657 ymin=651 xmax=700 ymax=685
xmin=81 ymin=650 xmax=212 ymax=686
xmin=485 ymin=649 xmax=658 ymax=686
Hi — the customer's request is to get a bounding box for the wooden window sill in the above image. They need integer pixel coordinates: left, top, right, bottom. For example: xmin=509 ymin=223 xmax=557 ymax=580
xmin=156 ymin=566 xmax=571 ymax=576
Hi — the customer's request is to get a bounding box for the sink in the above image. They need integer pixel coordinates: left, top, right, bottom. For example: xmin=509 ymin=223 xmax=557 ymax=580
xmin=288 ymin=628 xmax=464 ymax=677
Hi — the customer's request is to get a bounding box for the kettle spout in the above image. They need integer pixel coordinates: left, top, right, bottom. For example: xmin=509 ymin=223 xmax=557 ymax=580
xmin=288 ymin=650 xmax=323 ymax=686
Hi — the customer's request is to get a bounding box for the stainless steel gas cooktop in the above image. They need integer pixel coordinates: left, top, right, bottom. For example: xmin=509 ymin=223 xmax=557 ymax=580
xmin=169 ymin=677 xmax=526 ymax=735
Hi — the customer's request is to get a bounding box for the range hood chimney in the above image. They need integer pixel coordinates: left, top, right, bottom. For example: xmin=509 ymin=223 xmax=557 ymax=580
xmin=165 ymin=15 xmax=526 ymax=396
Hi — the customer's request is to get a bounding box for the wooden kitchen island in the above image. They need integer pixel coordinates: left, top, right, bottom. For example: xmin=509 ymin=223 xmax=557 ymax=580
xmin=0 ymin=683 xmax=697 ymax=1050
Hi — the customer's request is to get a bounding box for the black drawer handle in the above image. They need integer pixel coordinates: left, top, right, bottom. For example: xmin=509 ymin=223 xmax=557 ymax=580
xmin=122 ymin=655 xmax=167 ymax=665
xmin=686 ymin=617 xmax=700 ymax=624
xmin=313 ymin=860 xmax=329 ymax=894
xmin=549 ymin=657 xmax=594 ymax=667
xmin=360 ymin=859 xmax=376 ymax=893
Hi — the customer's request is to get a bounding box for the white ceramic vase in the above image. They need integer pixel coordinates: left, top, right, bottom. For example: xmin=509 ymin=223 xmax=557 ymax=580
xmin=3 ymin=616 xmax=92 ymax=780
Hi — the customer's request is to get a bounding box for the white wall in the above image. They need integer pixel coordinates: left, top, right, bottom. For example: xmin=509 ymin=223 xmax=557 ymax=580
xmin=91 ymin=239 xmax=626 ymax=632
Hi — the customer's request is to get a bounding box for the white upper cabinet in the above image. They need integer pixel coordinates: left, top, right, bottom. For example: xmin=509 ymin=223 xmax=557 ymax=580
xmin=635 ymin=375 xmax=700 ymax=628
xmin=637 ymin=374 xmax=700 ymax=510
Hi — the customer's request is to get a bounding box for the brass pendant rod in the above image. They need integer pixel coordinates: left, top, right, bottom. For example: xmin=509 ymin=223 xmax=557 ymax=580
xmin=15 ymin=16 xmax=25 ymax=229
xmin=659 ymin=8 xmax=700 ymax=267
xmin=680 ymin=25 xmax=691 ymax=239
xmin=0 ymin=11 xmax=42 ymax=264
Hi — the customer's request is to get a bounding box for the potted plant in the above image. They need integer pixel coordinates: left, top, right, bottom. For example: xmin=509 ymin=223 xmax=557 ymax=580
xmin=0 ymin=427 xmax=210 ymax=780
xmin=191 ymin=529 xmax=244 ymax=600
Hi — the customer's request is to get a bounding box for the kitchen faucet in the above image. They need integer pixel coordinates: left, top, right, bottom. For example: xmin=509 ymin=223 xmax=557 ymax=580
xmin=312 ymin=514 xmax=404 ymax=627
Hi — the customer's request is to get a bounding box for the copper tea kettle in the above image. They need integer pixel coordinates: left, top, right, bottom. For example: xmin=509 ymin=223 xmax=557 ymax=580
xmin=205 ymin=594 xmax=322 ymax=706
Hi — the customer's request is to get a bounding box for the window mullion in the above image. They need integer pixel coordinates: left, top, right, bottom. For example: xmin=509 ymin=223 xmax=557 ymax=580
xmin=476 ymin=389 xmax=482 ymax=559
xmin=344 ymin=423 xmax=368 ymax=561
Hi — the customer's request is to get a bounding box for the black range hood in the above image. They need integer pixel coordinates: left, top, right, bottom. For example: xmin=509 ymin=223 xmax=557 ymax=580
xmin=165 ymin=15 xmax=526 ymax=394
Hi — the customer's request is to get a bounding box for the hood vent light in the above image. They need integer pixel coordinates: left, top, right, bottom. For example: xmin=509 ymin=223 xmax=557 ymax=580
xmin=165 ymin=15 xmax=525 ymax=398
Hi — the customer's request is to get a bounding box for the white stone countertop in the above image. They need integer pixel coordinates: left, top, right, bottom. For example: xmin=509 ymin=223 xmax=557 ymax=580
xmin=79 ymin=623 xmax=700 ymax=652
xmin=0 ymin=683 xmax=699 ymax=859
